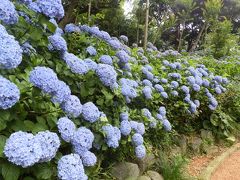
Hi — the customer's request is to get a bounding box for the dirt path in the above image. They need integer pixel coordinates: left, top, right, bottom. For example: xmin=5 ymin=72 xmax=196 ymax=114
xmin=211 ymin=149 xmax=240 ymax=180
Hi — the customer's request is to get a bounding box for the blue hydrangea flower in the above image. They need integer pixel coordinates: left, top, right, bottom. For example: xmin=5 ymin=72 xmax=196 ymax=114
xmin=171 ymin=81 xmax=179 ymax=89
xmin=62 ymin=52 xmax=89 ymax=75
xmin=49 ymin=18 xmax=64 ymax=35
xmin=162 ymin=119 xmax=172 ymax=131
xmin=162 ymin=60 xmax=170 ymax=66
xmin=130 ymin=121 xmax=145 ymax=135
xmin=0 ymin=0 xmax=19 ymax=24
xmin=72 ymin=127 xmax=94 ymax=152
xmin=81 ymin=151 xmax=97 ymax=167
xmin=18 ymin=0 xmax=32 ymax=4
xmin=171 ymin=90 xmax=179 ymax=97
xmin=149 ymin=120 xmax=157 ymax=128
xmin=35 ymin=131 xmax=60 ymax=162
xmin=48 ymin=34 xmax=67 ymax=52
xmin=120 ymin=120 xmax=131 ymax=136
xmin=202 ymin=79 xmax=210 ymax=87
xmin=132 ymin=133 xmax=144 ymax=146
xmin=4 ymin=131 xmax=42 ymax=167
xmin=161 ymin=78 xmax=168 ymax=84
xmin=82 ymin=102 xmax=100 ymax=123
xmin=142 ymin=108 xmax=152 ymax=119
xmin=61 ymin=95 xmax=82 ymax=118
xmin=0 ymin=77 xmax=20 ymax=109
xmin=36 ymin=0 xmax=64 ymax=19
xmin=28 ymin=2 xmax=41 ymax=12
xmin=121 ymin=84 xmax=137 ymax=99
xmin=119 ymin=35 xmax=128 ymax=43
xmin=107 ymin=39 xmax=122 ymax=50
xmin=142 ymin=79 xmax=153 ymax=88
xmin=102 ymin=125 xmax=121 ymax=148
xmin=194 ymin=100 xmax=200 ymax=108
xmin=116 ymin=50 xmax=130 ymax=64
xmin=215 ymin=86 xmax=222 ymax=94
xmin=99 ymin=55 xmax=113 ymax=65
xmin=84 ymin=58 xmax=98 ymax=71
xmin=187 ymin=76 xmax=195 ymax=84
xmin=29 ymin=66 xmax=58 ymax=93
xmin=156 ymin=114 xmax=164 ymax=121
xmin=0 ymin=25 xmax=22 ymax=69
xmin=120 ymin=112 xmax=129 ymax=121
xmin=65 ymin=23 xmax=81 ymax=33
xmin=154 ymin=84 xmax=164 ymax=92
xmin=51 ymin=80 xmax=71 ymax=104
xmin=192 ymin=84 xmax=201 ymax=92
xmin=57 ymin=154 xmax=87 ymax=180
xmin=86 ymin=46 xmax=97 ymax=56
xmin=158 ymin=106 xmax=166 ymax=116
xmin=181 ymin=85 xmax=190 ymax=94
xmin=96 ymin=64 xmax=117 ymax=87
xmin=160 ymin=92 xmax=168 ymax=99
xmin=135 ymin=145 xmax=146 ymax=159
xmin=21 ymin=42 xmax=36 ymax=55
xmin=184 ymin=94 xmax=191 ymax=103
xmin=57 ymin=117 xmax=76 ymax=142
xmin=144 ymin=64 xmax=153 ymax=72
xmin=188 ymin=102 xmax=197 ymax=114
xmin=142 ymin=86 xmax=152 ymax=99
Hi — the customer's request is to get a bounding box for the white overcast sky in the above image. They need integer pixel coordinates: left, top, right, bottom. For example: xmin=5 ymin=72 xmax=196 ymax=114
xmin=123 ymin=0 xmax=134 ymax=16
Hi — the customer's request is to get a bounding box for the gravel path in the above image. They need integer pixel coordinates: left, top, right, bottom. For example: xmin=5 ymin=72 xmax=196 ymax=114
xmin=211 ymin=149 xmax=240 ymax=180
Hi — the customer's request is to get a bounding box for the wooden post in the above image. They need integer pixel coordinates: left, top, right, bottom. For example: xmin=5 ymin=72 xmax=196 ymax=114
xmin=143 ymin=0 xmax=149 ymax=49
xmin=88 ymin=0 xmax=92 ymax=24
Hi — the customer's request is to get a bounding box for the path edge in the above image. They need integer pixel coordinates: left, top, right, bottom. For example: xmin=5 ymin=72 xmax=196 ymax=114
xmin=198 ymin=143 xmax=240 ymax=180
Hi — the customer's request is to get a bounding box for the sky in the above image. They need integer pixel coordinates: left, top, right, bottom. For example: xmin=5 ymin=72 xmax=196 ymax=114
xmin=123 ymin=0 xmax=134 ymax=17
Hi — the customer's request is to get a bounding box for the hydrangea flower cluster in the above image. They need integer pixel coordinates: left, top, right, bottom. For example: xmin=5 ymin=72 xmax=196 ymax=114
xmin=116 ymin=50 xmax=130 ymax=64
xmin=119 ymin=35 xmax=128 ymax=43
xmin=120 ymin=78 xmax=138 ymax=102
xmin=62 ymin=52 xmax=89 ymax=75
xmin=86 ymin=46 xmax=97 ymax=56
xmin=48 ymin=34 xmax=68 ymax=52
xmin=0 ymin=24 xmax=22 ymax=69
xmin=57 ymin=154 xmax=87 ymax=180
xmin=102 ymin=125 xmax=121 ymax=148
xmin=0 ymin=0 xmax=19 ymax=24
xmin=142 ymin=86 xmax=152 ymax=99
xmin=156 ymin=106 xmax=172 ymax=131
xmin=96 ymin=64 xmax=117 ymax=88
xmin=0 ymin=76 xmax=20 ymax=109
xmin=21 ymin=42 xmax=36 ymax=55
xmin=29 ymin=66 xmax=83 ymax=117
xmin=57 ymin=117 xmax=76 ymax=142
xmin=81 ymin=102 xmax=100 ymax=123
xmin=99 ymin=55 xmax=113 ymax=65
xmin=64 ymin=23 xmax=81 ymax=33
xmin=4 ymin=131 xmax=60 ymax=168
xmin=84 ymin=58 xmax=98 ymax=70
xmin=35 ymin=0 xmax=64 ymax=19
xmin=142 ymin=66 xmax=154 ymax=80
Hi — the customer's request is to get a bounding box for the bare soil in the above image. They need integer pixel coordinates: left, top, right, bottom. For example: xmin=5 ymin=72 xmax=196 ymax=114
xmin=211 ymin=149 xmax=240 ymax=180
xmin=187 ymin=146 xmax=227 ymax=177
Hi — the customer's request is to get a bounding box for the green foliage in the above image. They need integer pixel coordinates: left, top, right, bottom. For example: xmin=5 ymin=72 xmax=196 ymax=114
xmin=205 ymin=19 xmax=237 ymax=58
xmin=154 ymin=153 xmax=189 ymax=180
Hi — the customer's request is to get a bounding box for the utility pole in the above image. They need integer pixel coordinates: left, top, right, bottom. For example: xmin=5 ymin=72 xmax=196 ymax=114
xmin=143 ymin=0 xmax=149 ymax=49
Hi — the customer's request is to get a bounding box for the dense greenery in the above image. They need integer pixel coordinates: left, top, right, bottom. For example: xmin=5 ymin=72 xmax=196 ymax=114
xmin=0 ymin=0 xmax=239 ymax=179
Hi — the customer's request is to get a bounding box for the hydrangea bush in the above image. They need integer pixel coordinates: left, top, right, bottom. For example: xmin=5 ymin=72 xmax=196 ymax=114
xmin=0 ymin=0 xmax=232 ymax=179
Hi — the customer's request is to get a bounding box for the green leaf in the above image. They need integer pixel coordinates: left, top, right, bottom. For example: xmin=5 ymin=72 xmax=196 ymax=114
xmin=34 ymin=164 xmax=53 ymax=179
xmin=2 ymin=163 xmax=20 ymax=180
xmin=0 ymin=135 xmax=7 ymax=157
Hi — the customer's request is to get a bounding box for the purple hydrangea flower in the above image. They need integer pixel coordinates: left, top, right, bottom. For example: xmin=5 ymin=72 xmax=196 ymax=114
xmin=48 ymin=34 xmax=67 ymax=52
xmin=132 ymin=133 xmax=144 ymax=146
xmin=135 ymin=145 xmax=146 ymax=159
xmin=86 ymin=46 xmax=97 ymax=56
xmin=0 ymin=77 xmax=20 ymax=109
xmin=0 ymin=0 xmax=19 ymax=24
xmin=99 ymin=55 xmax=113 ymax=65
xmin=84 ymin=58 xmax=98 ymax=71
xmin=0 ymin=25 xmax=22 ymax=69
xmin=57 ymin=154 xmax=87 ymax=180
xmin=65 ymin=23 xmax=81 ymax=33
xmin=61 ymin=95 xmax=82 ymax=118
xmin=4 ymin=131 xmax=42 ymax=167
xmin=102 ymin=125 xmax=121 ymax=148
xmin=82 ymin=102 xmax=100 ymax=123
xmin=57 ymin=117 xmax=76 ymax=142
xmin=116 ymin=50 xmax=130 ymax=64
xmin=81 ymin=151 xmax=97 ymax=167
xmin=120 ymin=120 xmax=131 ymax=136
xmin=96 ymin=64 xmax=117 ymax=88
xmin=142 ymin=86 xmax=152 ymax=99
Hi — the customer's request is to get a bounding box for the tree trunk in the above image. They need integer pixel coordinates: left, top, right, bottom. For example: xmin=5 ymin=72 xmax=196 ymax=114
xmin=136 ymin=21 xmax=139 ymax=45
xmin=177 ymin=21 xmax=185 ymax=51
xmin=88 ymin=0 xmax=92 ymax=24
xmin=59 ymin=0 xmax=78 ymax=28
xmin=143 ymin=0 xmax=149 ymax=49
xmin=189 ymin=22 xmax=207 ymax=52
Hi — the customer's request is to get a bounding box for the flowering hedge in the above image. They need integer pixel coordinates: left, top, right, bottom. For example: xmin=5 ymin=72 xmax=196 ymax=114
xmin=0 ymin=0 xmax=230 ymax=179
